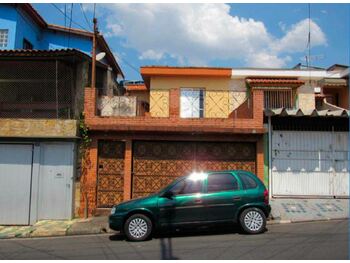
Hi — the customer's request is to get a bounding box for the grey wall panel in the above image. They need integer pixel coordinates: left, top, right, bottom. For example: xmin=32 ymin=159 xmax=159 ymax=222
xmin=271 ymin=131 xmax=349 ymax=197
xmin=0 ymin=144 xmax=33 ymax=225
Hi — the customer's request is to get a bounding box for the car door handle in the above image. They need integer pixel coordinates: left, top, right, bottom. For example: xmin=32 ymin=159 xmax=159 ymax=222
xmin=194 ymin=199 xmax=202 ymax=204
xmin=233 ymin=197 xmax=241 ymax=201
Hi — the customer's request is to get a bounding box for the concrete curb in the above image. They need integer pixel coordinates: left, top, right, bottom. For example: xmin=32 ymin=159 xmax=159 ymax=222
xmin=1 ymin=217 xmax=347 ymax=239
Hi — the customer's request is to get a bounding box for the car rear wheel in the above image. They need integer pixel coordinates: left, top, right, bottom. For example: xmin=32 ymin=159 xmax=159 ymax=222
xmin=124 ymin=214 xmax=152 ymax=241
xmin=239 ymin=207 xmax=266 ymax=234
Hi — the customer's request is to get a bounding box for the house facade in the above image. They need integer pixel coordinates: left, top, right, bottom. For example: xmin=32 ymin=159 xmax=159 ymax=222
xmin=0 ymin=4 xmax=123 ymax=225
xmin=80 ymin=64 xmax=349 ymax=217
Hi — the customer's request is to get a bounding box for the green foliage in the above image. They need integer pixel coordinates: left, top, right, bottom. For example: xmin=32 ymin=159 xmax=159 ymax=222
xmin=79 ymin=113 xmax=92 ymax=153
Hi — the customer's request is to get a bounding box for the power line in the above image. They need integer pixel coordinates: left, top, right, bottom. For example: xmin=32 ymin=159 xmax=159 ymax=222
xmin=64 ymin=4 xmax=66 ymax=28
xmin=118 ymin=55 xmax=140 ymax=74
xmin=51 ymin=3 xmax=90 ymax=32
xmin=80 ymin=3 xmax=92 ymax=31
xmin=67 ymin=3 xmax=73 ymax=47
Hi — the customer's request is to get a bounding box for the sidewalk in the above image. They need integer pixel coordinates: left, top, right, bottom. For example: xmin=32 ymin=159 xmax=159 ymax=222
xmin=269 ymin=198 xmax=349 ymax=223
xmin=0 ymin=217 xmax=111 ymax=239
xmin=0 ymin=198 xmax=348 ymax=239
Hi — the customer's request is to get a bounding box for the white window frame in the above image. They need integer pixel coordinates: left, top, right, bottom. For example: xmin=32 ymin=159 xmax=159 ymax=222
xmin=0 ymin=29 xmax=9 ymax=48
xmin=180 ymin=88 xmax=205 ymax=118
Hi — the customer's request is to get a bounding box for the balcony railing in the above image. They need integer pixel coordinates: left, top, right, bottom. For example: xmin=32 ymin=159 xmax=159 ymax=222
xmin=97 ymin=96 xmax=149 ymax=117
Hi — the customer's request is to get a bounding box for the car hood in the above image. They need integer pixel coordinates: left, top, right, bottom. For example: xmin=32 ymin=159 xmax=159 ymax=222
xmin=116 ymin=193 xmax=158 ymax=210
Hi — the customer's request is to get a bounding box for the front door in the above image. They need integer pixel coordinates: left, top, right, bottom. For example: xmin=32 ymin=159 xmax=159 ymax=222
xmin=202 ymin=172 xmax=244 ymax=222
xmin=158 ymin=175 xmax=206 ymax=227
xmin=38 ymin=143 xmax=74 ymax=220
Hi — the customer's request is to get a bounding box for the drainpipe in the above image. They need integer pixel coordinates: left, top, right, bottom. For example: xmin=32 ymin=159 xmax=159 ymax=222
xmin=268 ymin=116 xmax=272 ymax=199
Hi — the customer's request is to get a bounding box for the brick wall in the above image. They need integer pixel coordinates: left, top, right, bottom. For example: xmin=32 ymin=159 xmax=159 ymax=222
xmin=79 ymin=86 xmax=266 ymax=217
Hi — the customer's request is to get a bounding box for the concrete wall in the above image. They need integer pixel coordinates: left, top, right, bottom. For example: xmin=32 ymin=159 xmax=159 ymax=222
xmin=15 ymin=8 xmax=42 ymax=49
xmin=0 ymin=5 xmax=17 ymax=49
xmin=0 ymin=119 xmax=78 ymax=138
xmin=297 ymin=82 xmax=316 ymax=111
xmin=43 ymin=30 xmax=92 ymax=53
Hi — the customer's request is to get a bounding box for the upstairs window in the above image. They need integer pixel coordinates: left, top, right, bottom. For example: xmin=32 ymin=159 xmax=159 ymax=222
xmin=0 ymin=29 xmax=8 ymax=48
xmin=180 ymin=88 xmax=205 ymax=118
xmin=264 ymin=89 xmax=294 ymax=109
xmin=23 ymin=38 xmax=33 ymax=49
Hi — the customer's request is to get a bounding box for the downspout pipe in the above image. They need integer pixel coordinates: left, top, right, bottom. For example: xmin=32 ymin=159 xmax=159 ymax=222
xmin=268 ymin=116 xmax=272 ymax=199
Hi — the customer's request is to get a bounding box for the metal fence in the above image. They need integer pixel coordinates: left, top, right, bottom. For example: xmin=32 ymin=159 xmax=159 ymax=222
xmin=0 ymin=60 xmax=75 ymax=119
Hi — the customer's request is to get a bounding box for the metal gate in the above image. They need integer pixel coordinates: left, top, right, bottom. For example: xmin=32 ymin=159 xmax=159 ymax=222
xmin=38 ymin=143 xmax=74 ymax=220
xmin=97 ymin=141 xmax=125 ymax=208
xmin=271 ymin=131 xmax=349 ymax=197
xmin=132 ymin=141 xmax=256 ymax=198
xmin=0 ymin=144 xmax=33 ymax=225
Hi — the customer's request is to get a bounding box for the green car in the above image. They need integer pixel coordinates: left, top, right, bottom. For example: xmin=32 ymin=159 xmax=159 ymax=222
xmin=109 ymin=170 xmax=271 ymax=241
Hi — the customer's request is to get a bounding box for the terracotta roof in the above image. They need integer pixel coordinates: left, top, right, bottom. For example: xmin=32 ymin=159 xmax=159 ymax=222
xmin=125 ymin=84 xmax=148 ymax=91
xmin=141 ymin=66 xmax=232 ymax=79
xmin=47 ymin=24 xmax=93 ymax=38
xmin=0 ymin=49 xmax=109 ymax=70
xmin=0 ymin=48 xmax=88 ymax=57
xmin=246 ymin=78 xmax=305 ymax=87
xmin=13 ymin=3 xmax=47 ymax=28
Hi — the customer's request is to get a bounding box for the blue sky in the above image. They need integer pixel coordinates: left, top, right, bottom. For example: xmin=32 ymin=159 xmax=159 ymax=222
xmin=34 ymin=3 xmax=349 ymax=81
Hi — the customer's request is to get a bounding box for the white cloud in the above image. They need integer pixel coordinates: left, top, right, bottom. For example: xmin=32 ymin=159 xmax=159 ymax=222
xmin=100 ymin=4 xmax=327 ymax=68
xmin=271 ymin=18 xmax=327 ymax=53
xmin=139 ymin=49 xmax=164 ymax=60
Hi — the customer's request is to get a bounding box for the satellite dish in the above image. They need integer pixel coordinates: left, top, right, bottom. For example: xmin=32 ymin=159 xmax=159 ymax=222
xmin=96 ymin=52 xmax=106 ymax=61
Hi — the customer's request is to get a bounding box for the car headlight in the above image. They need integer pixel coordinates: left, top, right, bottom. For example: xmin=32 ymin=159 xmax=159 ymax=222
xmin=111 ymin=206 xmax=117 ymax=215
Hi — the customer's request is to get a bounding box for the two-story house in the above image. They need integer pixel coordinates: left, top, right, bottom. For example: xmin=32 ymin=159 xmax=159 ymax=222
xmin=0 ymin=4 xmax=124 ymax=225
xmin=81 ymin=64 xmax=348 ymax=217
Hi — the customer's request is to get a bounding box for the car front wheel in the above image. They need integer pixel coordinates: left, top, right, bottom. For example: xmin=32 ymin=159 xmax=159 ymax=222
xmin=239 ymin=207 xmax=266 ymax=234
xmin=124 ymin=214 xmax=152 ymax=241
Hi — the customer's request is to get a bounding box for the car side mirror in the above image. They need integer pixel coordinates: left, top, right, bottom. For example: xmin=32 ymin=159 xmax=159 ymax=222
xmin=161 ymin=190 xmax=174 ymax=199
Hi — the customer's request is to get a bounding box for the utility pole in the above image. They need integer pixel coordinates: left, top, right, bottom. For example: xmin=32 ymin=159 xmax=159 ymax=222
xmin=91 ymin=17 xmax=98 ymax=89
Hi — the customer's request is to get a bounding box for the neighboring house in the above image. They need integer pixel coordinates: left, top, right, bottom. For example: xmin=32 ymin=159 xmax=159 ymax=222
xmin=263 ymin=65 xmax=349 ymax=198
xmin=0 ymin=4 xmax=123 ymax=225
xmin=81 ymin=64 xmax=349 ymax=217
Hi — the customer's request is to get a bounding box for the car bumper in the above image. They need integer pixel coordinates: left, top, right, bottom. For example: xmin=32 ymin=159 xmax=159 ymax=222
xmin=109 ymin=214 xmax=124 ymax=231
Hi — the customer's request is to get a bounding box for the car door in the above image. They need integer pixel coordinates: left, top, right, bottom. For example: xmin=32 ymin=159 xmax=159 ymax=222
xmin=158 ymin=175 xmax=206 ymax=227
xmin=201 ymin=172 xmax=245 ymax=222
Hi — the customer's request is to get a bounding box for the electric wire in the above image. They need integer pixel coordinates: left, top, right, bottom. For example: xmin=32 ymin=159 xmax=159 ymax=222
xmin=51 ymin=3 xmax=90 ymax=32
xmin=80 ymin=3 xmax=93 ymax=31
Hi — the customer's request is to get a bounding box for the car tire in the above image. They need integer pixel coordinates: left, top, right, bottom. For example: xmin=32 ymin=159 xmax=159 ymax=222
xmin=124 ymin=214 xmax=153 ymax=241
xmin=239 ymin=207 xmax=266 ymax=234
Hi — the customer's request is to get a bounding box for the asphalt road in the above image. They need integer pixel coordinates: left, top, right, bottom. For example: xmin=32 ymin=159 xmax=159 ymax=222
xmin=0 ymin=220 xmax=348 ymax=260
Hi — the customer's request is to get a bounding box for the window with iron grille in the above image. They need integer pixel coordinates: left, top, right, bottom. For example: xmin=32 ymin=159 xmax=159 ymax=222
xmin=180 ymin=88 xmax=205 ymax=118
xmin=264 ymin=89 xmax=294 ymax=109
xmin=0 ymin=30 xmax=8 ymax=48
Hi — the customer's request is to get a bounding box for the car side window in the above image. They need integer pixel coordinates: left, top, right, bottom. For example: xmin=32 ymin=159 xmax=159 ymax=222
xmin=207 ymin=173 xmax=238 ymax=193
xmin=237 ymin=172 xmax=258 ymax=189
xmin=170 ymin=178 xmax=203 ymax=195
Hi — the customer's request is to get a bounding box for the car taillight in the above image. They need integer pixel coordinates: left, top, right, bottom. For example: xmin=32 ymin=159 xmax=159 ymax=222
xmin=263 ymin=189 xmax=269 ymax=204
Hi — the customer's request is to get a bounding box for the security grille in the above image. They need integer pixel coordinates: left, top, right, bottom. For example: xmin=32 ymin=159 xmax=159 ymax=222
xmin=0 ymin=60 xmax=75 ymax=119
xmin=264 ymin=89 xmax=294 ymax=109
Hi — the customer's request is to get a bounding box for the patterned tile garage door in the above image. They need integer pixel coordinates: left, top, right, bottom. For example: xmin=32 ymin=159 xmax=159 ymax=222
xmin=97 ymin=141 xmax=125 ymax=208
xmin=132 ymin=141 xmax=256 ymax=198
